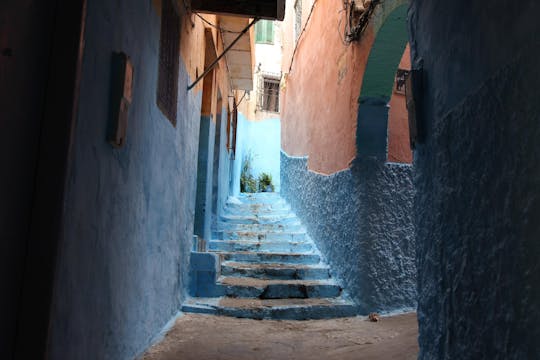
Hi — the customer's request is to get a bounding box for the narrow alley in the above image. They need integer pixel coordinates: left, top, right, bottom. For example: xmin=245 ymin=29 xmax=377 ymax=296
xmin=2 ymin=0 xmax=540 ymax=359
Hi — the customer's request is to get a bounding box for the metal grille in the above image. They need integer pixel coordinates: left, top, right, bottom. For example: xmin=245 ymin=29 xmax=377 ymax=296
xmin=157 ymin=0 xmax=180 ymax=125
xmin=257 ymin=75 xmax=280 ymax=113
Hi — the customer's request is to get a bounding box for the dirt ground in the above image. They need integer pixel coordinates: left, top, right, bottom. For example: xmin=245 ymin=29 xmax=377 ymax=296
xmin=139 ymin=312 xmax=419 ymax=360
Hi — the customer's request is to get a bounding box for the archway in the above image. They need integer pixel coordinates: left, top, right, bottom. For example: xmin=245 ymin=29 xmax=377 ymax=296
xmin=356 ymin=3 xmax=412 ymax=163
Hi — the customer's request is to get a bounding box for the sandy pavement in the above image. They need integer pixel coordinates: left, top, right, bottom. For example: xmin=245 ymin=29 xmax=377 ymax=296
xmin=139 ymin=312 xmax=418 ymax=360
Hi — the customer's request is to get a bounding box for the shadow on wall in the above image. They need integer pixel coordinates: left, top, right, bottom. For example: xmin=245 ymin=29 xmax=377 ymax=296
xmin=281 ymin=152 xmax=415 ymax=314
xmin=232 ymin=114 xmax=281 ymax=196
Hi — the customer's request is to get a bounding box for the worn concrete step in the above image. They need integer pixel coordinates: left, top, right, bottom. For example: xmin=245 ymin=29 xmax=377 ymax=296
xmin=209 ymin=240 xmax=313 ymax=253
xmin=217 ymin=276 xmax=341 ymax=299
xmin=236 ymin=193 xmax=283 ymax=204
xmin=221 ymin=261 xmax=330 ymax=280
xmin=220 ymin=213 xmax=299 ymax=225
xmin=216 ymin=251 xmax=320 ymax=265
xmin=216 ymin=221 xmax=304 ymax=232
xmin=215 ymin=230 xmax=307 ymax=242
xmin=182 ymin=297 xmax=358 ymax=320
xmin=224 ymin=206 xmax=292 ymax=217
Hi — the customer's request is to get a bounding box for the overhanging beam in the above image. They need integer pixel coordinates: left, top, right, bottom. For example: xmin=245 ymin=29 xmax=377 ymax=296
xmin=190 ymin=0 xmax=285 ymax=21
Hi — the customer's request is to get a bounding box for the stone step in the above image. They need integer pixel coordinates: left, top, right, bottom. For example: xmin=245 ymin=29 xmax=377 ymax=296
xmin=235 ymin=193 xmax=283 ymax=204
xmin=221 ymin=261 xmax=330 ymax=280
xmin=216 ymin=222 xmax=304 ymax=233
xmin=215 ymin=230 xmax=307 ymax=242
xmin=216 ymin=251 xmax=320 ymax=265
xmin=220 ymin=213 xmax=299 ymax=225
xmin=209 ymin=240 xmax=313 ymax=253
xmin=217 ymin=276 xmax=341 ymax=299
xmin=224 ymin=205 xmax=292 ymax=217
xmin=182 ymin=297 xmax=358 ymax=320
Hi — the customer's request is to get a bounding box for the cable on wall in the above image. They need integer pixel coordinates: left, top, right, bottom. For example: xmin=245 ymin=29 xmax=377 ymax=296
xmin=287 ymin=0 xmax=319 ymax=74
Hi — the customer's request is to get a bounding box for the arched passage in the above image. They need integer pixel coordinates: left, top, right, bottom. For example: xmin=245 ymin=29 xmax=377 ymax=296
xmin=356 ymin=4 xmax=411 ymax=162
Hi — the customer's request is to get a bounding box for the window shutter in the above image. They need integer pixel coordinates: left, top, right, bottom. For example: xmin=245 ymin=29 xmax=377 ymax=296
xmin=265 ymin=21 xmax=274 ymax=43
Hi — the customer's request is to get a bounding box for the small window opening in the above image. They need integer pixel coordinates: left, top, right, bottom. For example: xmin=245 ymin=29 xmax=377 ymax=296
xmin=157 ymin=0 xmax=180 ymax=125
xmin=257 ymin=75 xmax=280 ymax=113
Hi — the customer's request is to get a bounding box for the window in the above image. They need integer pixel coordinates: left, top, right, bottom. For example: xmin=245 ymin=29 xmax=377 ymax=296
xmin=294 ymin=0 xmax=302 ymax=43
xmin=157 ymin=0 xmax=180 ymax=125
xmin=257 ymin=75 xmax=280 ymax=113
xmin=394 ymin=68 xmax=410 ymax=95
xmin=255 ymin=20 xmax=274 ymax=44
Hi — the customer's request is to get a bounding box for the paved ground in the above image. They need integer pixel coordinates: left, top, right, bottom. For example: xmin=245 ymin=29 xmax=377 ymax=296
xmin=139 ymin=312 xmax=418 ymax=360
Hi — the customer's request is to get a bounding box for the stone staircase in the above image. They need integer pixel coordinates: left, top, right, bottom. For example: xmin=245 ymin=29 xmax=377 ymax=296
xmin=182 ymin=192 xmax=357 ymax=320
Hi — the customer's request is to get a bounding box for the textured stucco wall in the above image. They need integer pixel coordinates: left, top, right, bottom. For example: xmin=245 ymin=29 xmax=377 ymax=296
xmin=281 ymin=151 xmax=416 ymax=314
xmin=232 ymin=114 xmax=281 ymax=196
xmin=47 ymin=1 xmax=203 ymax=359
xmin=410 ymin=0 xmax=540 ymax=358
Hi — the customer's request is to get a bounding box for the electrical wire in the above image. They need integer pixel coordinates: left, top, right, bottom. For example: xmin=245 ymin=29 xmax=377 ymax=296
xmin=193 ymin=12 xmax=243 ymax=34
xmin=236 ymin=90 xmax=248 ymax=108
xmin=287 ymin=0 xmax=320 ymax=74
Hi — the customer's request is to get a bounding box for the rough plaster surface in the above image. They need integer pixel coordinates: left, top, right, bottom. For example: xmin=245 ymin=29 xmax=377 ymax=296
xmin=48 ymin=1 xmax=200 ymax=359
xmin=410 ymin=1 xmax=540 ymax=358
xmin=281 ymin=152 xmax=416 ymax=314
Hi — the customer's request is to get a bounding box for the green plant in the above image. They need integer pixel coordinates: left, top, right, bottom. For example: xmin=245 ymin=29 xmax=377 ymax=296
xmin=258 ymin=172 xmax=275 ymax=192
xmin=240 ymin=152 xmax=257 ymax=193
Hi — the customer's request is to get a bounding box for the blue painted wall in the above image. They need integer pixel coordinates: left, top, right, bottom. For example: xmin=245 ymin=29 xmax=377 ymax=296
xmin=194 ymin=115 xmax=216 ymax=242
xmin=410 ymin=1 xmax=540 ymax=358
xmin=232 ymin=114 xmax=281 ymax=195
xmin=215 ymin=110 xmax=234 ymax=218
xmin=47 ymin=1 xmax=200 ymax=359
xmin=281 ymin=152 xmax=416 ymax=314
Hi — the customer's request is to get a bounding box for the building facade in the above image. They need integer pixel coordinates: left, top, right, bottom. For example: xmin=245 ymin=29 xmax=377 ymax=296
xmin=279 ymin=0 xmax=416 ymax=313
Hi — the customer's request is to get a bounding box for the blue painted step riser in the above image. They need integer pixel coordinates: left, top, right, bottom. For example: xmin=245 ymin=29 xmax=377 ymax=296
xmin=216 ymin=305 xmax=358 ymax=320
xmin=216 ymin=223 xmax=304 ymax=233
xmin=224 ymin=207 xmax=291 ymax=216
xmin=209 ymin=242 xmax=314 ymax=253
xmin=221 ymin=284 xmax=341 ymax=299
xmin=181 ymin=303 xmax=358 ymax=320
xmin=220 ymin=217 xmax=299 ymax=225
xmin=216 ymin=232 xmax=307 ymax=242
xmin=221 ymin=253 xmax=320 ymax=264
xmin=221 ymin=266 xmax=330 ymax=280
xmin=235 ymin=196 xmax=283 ymax=205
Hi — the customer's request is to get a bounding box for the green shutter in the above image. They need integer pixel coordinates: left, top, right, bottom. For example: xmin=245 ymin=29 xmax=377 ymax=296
xmin=255 ymin=20 xmax=274 ymax=44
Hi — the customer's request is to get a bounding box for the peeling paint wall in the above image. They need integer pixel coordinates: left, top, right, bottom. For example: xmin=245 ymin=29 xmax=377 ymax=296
xmin=410 ymin=0 xmax=540 ymax=358
xmin=47 ymin=1 xmax=233 ymax=358
xmin=281 ymin=152 xmax=416 ymax=313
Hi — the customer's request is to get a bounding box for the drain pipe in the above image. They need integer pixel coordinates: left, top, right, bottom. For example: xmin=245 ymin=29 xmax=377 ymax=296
xmin=187 ymin=17 xmax=259 ymax=91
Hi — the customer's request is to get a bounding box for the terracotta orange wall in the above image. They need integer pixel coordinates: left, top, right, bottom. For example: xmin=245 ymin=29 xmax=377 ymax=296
xmin=281 ymin=0 xmax=376 ymax=174
xmin=387 ymin=44 xmax=412 ymax=163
